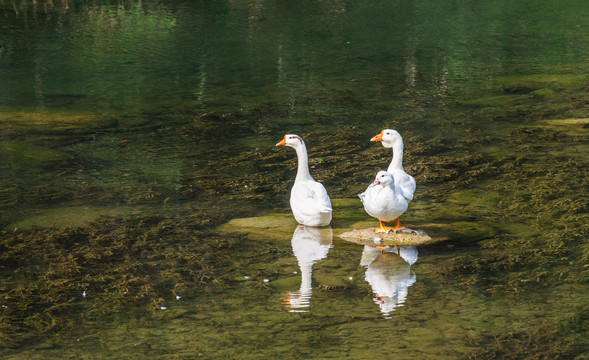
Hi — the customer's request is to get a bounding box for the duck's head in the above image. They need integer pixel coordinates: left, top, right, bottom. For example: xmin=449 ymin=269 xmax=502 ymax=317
xmin=276 ymin=134 xmax=304 ymax=148
xmin=373 ymin=171 xmax=394 ymax=187
xmin=371 ymin=129 xmax=402 ymax=149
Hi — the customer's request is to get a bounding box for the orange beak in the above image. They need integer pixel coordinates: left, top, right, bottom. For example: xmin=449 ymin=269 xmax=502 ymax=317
xmin=276 ymin=136 xmax=287 ymax=146
xmin=370 ymin=131 xmax=383 ymax=142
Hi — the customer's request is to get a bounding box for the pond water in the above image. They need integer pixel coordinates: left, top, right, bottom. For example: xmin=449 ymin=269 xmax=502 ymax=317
xmin=1 ymin=0 xmax=588 ymax=358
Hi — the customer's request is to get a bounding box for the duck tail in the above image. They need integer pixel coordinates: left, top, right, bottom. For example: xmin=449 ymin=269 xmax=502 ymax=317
xmin=358 ymin=192 xmax=366 ymax=202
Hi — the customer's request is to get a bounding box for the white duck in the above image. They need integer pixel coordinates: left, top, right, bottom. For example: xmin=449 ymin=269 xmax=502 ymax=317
xmin=359 ymin=171 xmax=408 ymax=233
xmin=371 ymin=129 xmax=416 ymax=202
xmin=276 ymin=134 xmax=332 ymax=227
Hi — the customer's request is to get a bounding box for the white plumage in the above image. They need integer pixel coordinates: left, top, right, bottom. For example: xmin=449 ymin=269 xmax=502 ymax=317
xmin=371 ymin=129 xmax=416 ymax=202
xmin=276 ymin=134 xmax=332 ymax=227
xmin=359 ymin=171 xmax=408 ymax=233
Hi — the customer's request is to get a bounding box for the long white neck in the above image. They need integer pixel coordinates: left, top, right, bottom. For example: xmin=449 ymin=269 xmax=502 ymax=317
xmin=387 ymin=141 xmax=404 ymax=172
xmin=294 ymin=142 xmax=313 ymax=183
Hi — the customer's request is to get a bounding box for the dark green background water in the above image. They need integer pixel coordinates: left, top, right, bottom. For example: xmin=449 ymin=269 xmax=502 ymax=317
xmin=1 ymin=0 xmax=588 ymax=358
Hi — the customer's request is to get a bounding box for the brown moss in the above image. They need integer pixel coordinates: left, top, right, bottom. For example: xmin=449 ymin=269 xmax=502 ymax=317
xmin=427 ymin=123 xmax=588 ymax=278
xmin=0 ymin=213 xmax=244 ymax=348
xmin=467 ymin=306 xmax=589 ymax=360
xmin=0 ymin=100 xmax=587 ymax=357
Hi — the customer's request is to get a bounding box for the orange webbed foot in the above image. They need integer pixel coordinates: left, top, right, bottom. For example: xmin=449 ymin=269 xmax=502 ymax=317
xmin=390 ymin=218 xmax=406 ymax=232
xmin=376 ymin=219 xmax=407 ymax=233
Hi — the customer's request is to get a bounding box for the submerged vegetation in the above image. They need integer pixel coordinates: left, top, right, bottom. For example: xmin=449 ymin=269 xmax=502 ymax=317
xmin=1 ymin=0 xmax=588 ymax=358
xmin=0 ymin=212 xmax=242 ymax=349
xmin=1 ymin=100 xmax=587 ymax=357
xmin=1 ymin=69 xmax=588 ymax=359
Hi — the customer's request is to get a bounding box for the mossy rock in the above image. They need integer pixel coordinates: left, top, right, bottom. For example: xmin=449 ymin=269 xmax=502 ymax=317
xmin=217 ymin=199 xmax=497 ymax=247
xmin=330 ymin=198 xmax=362 ymax=208
xmin=7 ymin=205 xmax=148 ymax=230
xmin=217 ymin=213 xmax=298 ymax=241
xmin=338 ymin=227 xmax=440 ymax=247
xmin=438 ymin=190 xmax=502 ymax=221
xmin=536 ymin=118 xmax=589 ymax=135
xmin=0 ymin=109 xmax=117 ymax=132
xmin=492 ymin=74 xmax=588 ymax=91
xmin=420 ymin=221 xmax=498 ymax=245
xmin=338 ymin=219 xmax=497 ymax=247
xmin=462 ymin=94 xmax=529 ymax=107
xmin=530 ymin=88 xmax=558 ymax=99
xmin=217 ymin=198 xmax=361 ymax=241
xmin=0 ymin=141 xmax=74 ymax=167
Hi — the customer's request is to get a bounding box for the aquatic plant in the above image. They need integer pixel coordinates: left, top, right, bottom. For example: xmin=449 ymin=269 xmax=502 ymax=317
xmin=0 ymin=213 xmax=243 ymax=349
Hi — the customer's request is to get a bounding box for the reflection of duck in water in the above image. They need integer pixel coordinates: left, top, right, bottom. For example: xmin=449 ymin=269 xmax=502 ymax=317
xmin=360 ymin=246 xmax=417 ymax=317
xmin=283 ymin=225 xmax=333 ymax=312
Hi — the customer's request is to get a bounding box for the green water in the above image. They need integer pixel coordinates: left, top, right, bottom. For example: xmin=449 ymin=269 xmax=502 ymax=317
xmin=1 ymin=0 xmax=588 ymax=358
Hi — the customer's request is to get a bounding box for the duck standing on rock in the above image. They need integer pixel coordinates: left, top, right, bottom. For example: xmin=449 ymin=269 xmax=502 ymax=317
xmin=276 ymin=134 xmax=332 ymax=227
xmin=359 ymin=171 xmax=408 ymax=233
xmin=371 ymin=129 xmax=416 ymax=202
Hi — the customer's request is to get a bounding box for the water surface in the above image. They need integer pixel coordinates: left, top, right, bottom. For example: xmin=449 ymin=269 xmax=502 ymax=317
xmin=1 ymin=0 xmax=588 ymax=358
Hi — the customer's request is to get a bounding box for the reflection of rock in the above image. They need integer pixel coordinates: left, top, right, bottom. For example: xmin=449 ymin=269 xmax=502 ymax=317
xmin=361 ymin=246 xmax=417 ymax=317
xmin=283 ymin=226 xmax=332 ymax=312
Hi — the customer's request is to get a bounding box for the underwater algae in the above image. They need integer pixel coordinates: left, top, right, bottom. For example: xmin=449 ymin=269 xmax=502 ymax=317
xmin=1 ymin=0 xmax=589 ymax=355
xmin=0 ymin=109 xmax=117 ymax=133
xmin=201 ymin=109 xmax=588 ymax=276
xmin=0 ymin=99 xmax=587 ymax=358
xmin=209 ymin=105 xmax=588 ymax=356
xmin=0 ymin=212 xmax=244 ymax=351
xmin=310 ymin=116 xmax=587 ymax=358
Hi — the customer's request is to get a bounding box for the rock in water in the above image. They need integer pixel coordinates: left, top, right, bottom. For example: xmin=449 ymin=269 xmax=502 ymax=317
xmin=339 ymin=227 xmax=443 ymax=247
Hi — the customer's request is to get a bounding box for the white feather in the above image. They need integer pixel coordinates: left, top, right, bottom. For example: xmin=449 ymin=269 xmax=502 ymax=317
xmin=277 ymin=134 xmax=332 ymax=227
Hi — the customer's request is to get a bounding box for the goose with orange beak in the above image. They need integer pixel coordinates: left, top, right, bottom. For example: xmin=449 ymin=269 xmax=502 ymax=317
xmin=371 ymin=129 xmax=416 ymax=202
xmin=359 ymin=171 xmax=409 ymax=233
xmin=276 ymin=134 xmax=332 ymax=227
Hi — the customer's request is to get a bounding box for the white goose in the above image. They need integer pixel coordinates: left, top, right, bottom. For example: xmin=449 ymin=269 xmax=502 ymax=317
xmin=359 ymin=171 xmax=408 ymax=233
xmin=276 ymin=134 xmax=332 ymax=227
xmin=371 ymin=129 xmax=416 ymax=202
